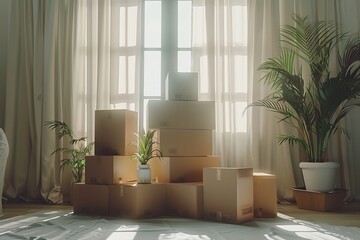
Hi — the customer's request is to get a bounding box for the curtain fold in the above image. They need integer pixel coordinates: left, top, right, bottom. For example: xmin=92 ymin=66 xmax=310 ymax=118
xmin=191 ymin=0 xmax=297 ymax=200
xmin=192 ymin=0 xmax=250 ymax=169
xmin=4 ymin=0 xmax=77 ymax=202
xmin=247 ymin=0 xmax=298 ymax=201
xmin=73 ymin=0 xmax=143 ymax=144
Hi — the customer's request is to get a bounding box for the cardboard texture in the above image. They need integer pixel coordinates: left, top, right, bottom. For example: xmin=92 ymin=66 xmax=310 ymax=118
xmin=109 ymin=183 xmax=166 ymax=218
xmin=155 ymin=129 xmax=213 ymax=156
xmin=73 ymin=183 xmax=109 ymax=216
xmin=165 ymin=72 xmax=199 ymax=101
xmin=147 ymin=100 xmax=215 ymax=129
xmin=253 ymin=173 xmax=277 ymax=218
xmin=150 ymin=156 xmax=220 ymax=183
xmin=293 ymin=187 xmax=347 ymax=212
xmin=95 ymin=109 xmax=137 ymax=155
xmin=85 ymin=155 xmax=137 ymax=184
xmin=203 ymin=167 xmax=254 ymax=224
xmin=165 ymin=183 xmax=203 ymax=219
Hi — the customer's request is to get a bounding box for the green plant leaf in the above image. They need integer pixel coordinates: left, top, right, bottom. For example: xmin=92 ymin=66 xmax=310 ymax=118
xmin=249 ymin=14 xmax=360 ymax=162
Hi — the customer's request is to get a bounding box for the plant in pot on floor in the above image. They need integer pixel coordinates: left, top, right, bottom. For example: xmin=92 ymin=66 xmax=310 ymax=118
xmin=45 ymin=120 xmax=94 ymax=183
xmin=249 ymin=15 xmax=360 ymax=193
xmin=132 ymin=129 xmax=162 ymax=184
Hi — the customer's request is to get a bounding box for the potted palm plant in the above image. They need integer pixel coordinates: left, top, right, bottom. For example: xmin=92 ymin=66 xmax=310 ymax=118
xmin=250 ymin=15 xmax=360 ymax=192
xmin=132 ymin=129 xmax=162 ymax=184
xmin=45 ymin=120 xmax=94 ymax=183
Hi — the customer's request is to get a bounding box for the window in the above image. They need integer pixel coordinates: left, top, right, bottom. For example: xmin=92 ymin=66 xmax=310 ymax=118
xmin=83 ymin=0 xmax=248 ymax=133
xmin=141 ymin=0 xmax=193 ymax=130
xmin=110 ymin=1 xmax=140 ymax=112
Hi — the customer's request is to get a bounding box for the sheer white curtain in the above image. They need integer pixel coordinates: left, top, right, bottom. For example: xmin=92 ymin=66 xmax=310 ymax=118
xmin=4 ymin=0 xmax=77 ymax=202
xmin=192 ymin=0 xmax=250 ymax=167
xmin=191 ymin=0 xmax=298 ymax=200
xmin=3 ymin=0 xmax=142 ymax=202
xmin=194 ymin=0 xmax=360 ymax=201
xmin=73 ymin=0 xmax=142 ymax=143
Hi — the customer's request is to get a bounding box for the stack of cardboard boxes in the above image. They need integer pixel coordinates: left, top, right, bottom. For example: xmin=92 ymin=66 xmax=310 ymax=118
xmin=72 ymin=109 xmax=139 ymax=216
xmin=73 ymin=109 xmax=171 ymax=218
xmin=72 ymin=72 xmax=277 ymax=222
xmin=147 ymin=72 xmax=221 ymax=218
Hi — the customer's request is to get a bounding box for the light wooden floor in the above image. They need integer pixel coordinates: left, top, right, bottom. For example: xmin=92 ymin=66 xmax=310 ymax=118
xmin=1 ymin=201 xmax=360 ymax=227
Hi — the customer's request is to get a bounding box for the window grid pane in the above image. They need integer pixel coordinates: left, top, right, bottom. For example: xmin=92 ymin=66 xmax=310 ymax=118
xmin=144 ymin=1 xmax=161 ymax=48
xmin=178 ymin=1 xmax=192 ymax=48
xmin=178 ymin=50 xmax=191 ymax=72
xmin=144 ymin=51 xmax=161 ymax=96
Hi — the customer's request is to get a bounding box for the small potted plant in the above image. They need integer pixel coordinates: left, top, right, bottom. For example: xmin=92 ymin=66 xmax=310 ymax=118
xmin=132 ymin=129 xmax=162 ymax=184
xmin=45 ymin=120 xmax=94 ymax=183
xmin=249 ymin=15 xmax=360 ymax=193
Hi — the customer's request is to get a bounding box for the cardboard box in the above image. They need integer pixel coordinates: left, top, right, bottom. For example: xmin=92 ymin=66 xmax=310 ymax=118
xmin=293 ymin=187 xmax=347 ymax=212
xmin=147 ymin=100 xmax=215 ymax=130
xmin=165 ymin=182 xmax=203 ymax=219
xmin=73 ymin=183 xmax=109 ymax=215
xmin=95 ymin=109 xmax=137 ymax=155
xmin=165 ymin=72 xmax=199 ymax=101
xmin=253 ymin=173 xmax=277 ymax=218
xmin=155 ymin=129 xmax=212 ymax=156
xmin=85 ymin=155 xmax=137 ymax=184
xmin=109 ymin=183 xmax=166 ymax=218
xmin=203 ymin=167 xmax=254 ymax=224
xmin=150 ymin=156 xmax=220 ymax=183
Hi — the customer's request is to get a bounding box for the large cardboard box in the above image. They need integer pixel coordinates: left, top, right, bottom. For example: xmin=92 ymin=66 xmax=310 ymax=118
xmin=85 ymin=155 xmax=137 ymax=184
xmin=150 ymin=156 xmax=220 ymax=183
xmin=165 ymin=72 xmax=199 ymax=101
xmin=147 ymin=100 xmax=215 ymax=130
xmin=73 ymin=183 xmax=109 ymax=215
xmin=155 ymin=129 xmax=212 ymax=156
xmin=109 ymin=183 xmax=166 ymax=218
xmin=203 ymin=167 xmax=253 ymax=224
xmin=95 ymin=109 xmax=137 ymax=155
xmin=253 ymin=173 xmax=277 ymax=218
xmin=165 ymin=182 xmax=203 ymax=219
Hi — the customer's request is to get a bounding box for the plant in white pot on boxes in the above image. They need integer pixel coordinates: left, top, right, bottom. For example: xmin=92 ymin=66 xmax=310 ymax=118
xmin=45 ymin=120 xmax=94 ymax=183
xmin=132 ymin=129 xmax=162 ymax=184
xmin=249 ymin=15 xmax=360 ymax=192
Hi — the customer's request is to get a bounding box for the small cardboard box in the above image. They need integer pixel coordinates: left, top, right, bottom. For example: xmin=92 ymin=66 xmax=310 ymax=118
xmin=151 ymin=156 xmax=220 ymax=183
xmin=253 ymin=173 xmax=277 ymax=218
xmin=73 ymin=183 xmax=109 ymax=215
xmin=109 ymin=183 xmax=166 ymax=218
xmin=165 ymin=72 xmax=199 ymax=101
xmin=147 ymin=100 xmax=215 ymax=130
xmin=85 ymin=155 xmax=137 ymax=184
xmin=293 ymin=187 xmax=347 ymax=212
xmin=203 ymin=167 xmax=254 ymax=224
xmin=155 ymin=129 xmax=212 ymax=156
xmin=95 ymin=109 xmax=137 ymax=155
xmin=165 ymin=182 xmax=204 ymax=219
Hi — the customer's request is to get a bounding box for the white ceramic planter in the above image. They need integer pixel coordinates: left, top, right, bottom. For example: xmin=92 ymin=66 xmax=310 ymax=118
xmin=137 ymin=164 xmax=151 ymax=184
xmin=299 ymin=162 xmax=339 ymax=192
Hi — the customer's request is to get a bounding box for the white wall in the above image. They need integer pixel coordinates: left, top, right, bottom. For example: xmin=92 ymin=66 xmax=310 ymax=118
xmin=0 ymin=0 xmax=9 ymax=128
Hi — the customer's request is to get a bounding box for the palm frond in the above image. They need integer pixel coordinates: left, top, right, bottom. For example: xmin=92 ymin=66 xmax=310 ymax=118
xmin=46 ymin=120 xmax=93 ymax=181
xmin=277 ymin=135 xmax=310 ymax=154
xmin=45 ymin=120 xmax=75 ymax=140
xmin=249 ymin=14 xmax=360 ymax=162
